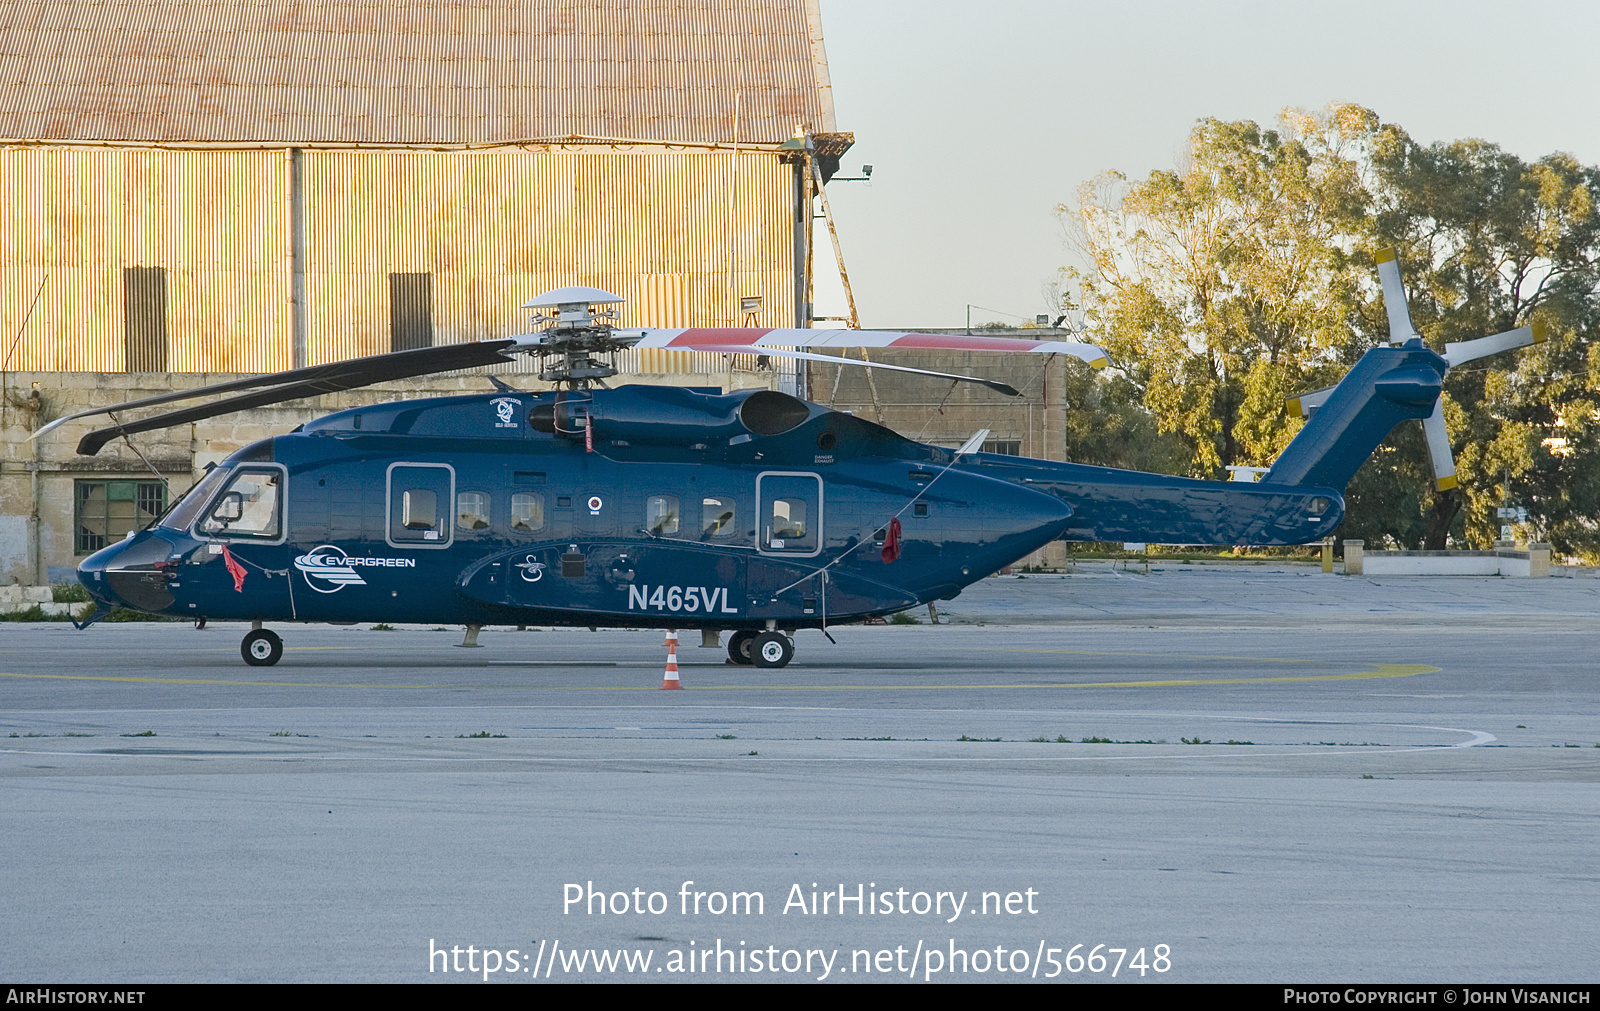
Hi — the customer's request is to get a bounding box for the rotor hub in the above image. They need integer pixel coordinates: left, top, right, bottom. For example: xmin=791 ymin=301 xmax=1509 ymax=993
xmin=520 ymin=288 xmax=640 ymax=389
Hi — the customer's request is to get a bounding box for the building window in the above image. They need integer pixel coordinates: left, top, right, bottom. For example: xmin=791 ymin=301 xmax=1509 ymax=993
xmin=982 ymin=439 xmax=1022 ymax=456
xmin=75 ymin=479 xmax=167 ymax=554
xmin=123 ymin=266 xmax=168 ymax=371
xmin=390 ymin=272 xmax=434 ymax=351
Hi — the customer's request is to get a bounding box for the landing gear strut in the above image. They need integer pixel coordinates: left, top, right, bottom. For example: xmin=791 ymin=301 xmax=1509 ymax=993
xmin=242 ymin=628 xmax=283 ymax=666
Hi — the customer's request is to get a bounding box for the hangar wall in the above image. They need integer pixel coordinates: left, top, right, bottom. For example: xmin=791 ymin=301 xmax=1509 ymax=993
xmin=0 ymin=146 xmax=796 ymax=374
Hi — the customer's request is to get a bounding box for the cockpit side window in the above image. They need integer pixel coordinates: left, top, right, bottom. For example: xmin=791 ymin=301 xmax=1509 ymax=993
xmin=199 ymin=468 xmax=282 ymax=540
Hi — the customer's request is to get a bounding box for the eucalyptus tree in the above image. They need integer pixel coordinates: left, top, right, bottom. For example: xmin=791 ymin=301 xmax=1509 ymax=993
xmin=1065 ymin=106 xmax=1600 ymax=554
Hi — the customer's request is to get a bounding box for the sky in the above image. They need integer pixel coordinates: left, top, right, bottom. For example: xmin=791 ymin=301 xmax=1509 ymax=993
xmin=811 ymin=1 xmax=1600 ymax=328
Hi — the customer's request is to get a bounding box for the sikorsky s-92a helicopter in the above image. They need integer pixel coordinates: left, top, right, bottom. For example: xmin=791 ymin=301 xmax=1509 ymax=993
xmin=46 ymin=250 xmax=1541 ymax=668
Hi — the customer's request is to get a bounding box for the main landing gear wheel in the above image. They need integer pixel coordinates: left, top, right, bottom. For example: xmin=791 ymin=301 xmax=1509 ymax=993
xmin=241 ymin=629 xmax=283 ymax=667
xmin=728 ymin=630 xmax=757 ymax=666
xmin=751 ymin=631 xmax=794 ymax=669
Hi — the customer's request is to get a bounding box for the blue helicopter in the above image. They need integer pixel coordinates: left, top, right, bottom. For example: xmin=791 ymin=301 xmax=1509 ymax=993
xmin=49 ymin=254 xmax=1541 ymax=669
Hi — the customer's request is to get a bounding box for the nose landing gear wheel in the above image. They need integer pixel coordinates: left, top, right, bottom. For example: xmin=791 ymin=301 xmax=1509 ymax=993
xmin=751 ymin=631 xmax=794 ymax=669
xmin=242 ymin=629 xmax=283 ymax=667
xmin=728 ymin=630 xmax=757 ymax=665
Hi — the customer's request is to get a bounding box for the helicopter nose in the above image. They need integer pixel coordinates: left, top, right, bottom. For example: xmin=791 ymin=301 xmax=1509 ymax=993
xmin=78 ymin=531 xmax=182 ymax=613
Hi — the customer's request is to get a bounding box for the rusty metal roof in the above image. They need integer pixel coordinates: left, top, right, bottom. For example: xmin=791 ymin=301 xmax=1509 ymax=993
xmin=0 ymin=0 xmax=838 ymax=146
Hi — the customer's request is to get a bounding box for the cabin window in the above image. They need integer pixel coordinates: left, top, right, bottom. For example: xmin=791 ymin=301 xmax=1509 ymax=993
xmin=456 ymin=491 xmax=490 ymax=530
xmin=75 ymin=479 xmax=167 ymax=554
xmin=702 ymin=496 xmax=736 ymax=538
xmin=646 ymin=495 xmax=680 ymax=536
xmin=199 ymin=469 xmax=282 ymax=540
xmin=511 ymin=492 xmax=545 ymax=532
xmin=770 ymin=498 xmax=807 ymax=541
xmin=403 ymin=490 xmax=436 ymax=530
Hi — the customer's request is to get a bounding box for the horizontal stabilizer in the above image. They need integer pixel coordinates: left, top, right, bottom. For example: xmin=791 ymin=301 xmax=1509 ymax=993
xmin=1286 ymin=385 xmax=1337 ymax=419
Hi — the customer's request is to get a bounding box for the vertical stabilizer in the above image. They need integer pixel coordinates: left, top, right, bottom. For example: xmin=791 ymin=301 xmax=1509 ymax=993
xmin=1264 ymin=343 xmax=1445 ymax=490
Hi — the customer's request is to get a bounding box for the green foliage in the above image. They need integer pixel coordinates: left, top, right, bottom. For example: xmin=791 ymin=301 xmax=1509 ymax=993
xmin=1366 ymin=131 xmax=1600 ymax=552
xmin=0 ymin=605 xmax=53 ymax=622
xmin=1064 ymin=106 xmax=1377 ymax=479
xmin=52 ymin=584 xmax=89 ymax=603
xmin=1064 ymin=104 xmax=1600 ymax=555
xmin=1057 ymin=360 xmax=1190 ymax=472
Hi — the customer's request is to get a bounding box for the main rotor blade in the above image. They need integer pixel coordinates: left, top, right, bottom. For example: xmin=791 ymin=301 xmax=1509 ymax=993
xmin=1375 ymin=248 xmax=1419 ymax=344
xmin=70 ymin=340 xmax=526 ymax=455
xmin=35 ymin=339 xmax=524 ymax=446
xmin=1442 ymin=322 xmax=1547 ymax=367
xmin=1422 ymin=400 xmax=1457 ymax=491
xmin=624 ymin=328 xmax=1111 ymax=369
xmin=686 ymin=345 xmax=1022 ymax=397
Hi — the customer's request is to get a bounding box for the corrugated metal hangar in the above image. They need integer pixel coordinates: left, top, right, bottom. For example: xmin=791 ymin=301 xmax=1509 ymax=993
xmin=0 ymin=0 xmax=849 ymax=371
xmin=0 ymin=0 xmax=852 ymax=585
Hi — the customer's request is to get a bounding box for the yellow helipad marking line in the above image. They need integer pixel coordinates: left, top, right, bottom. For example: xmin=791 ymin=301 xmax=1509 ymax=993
xmin=0 ymin=663 xmax=1436 ymax=691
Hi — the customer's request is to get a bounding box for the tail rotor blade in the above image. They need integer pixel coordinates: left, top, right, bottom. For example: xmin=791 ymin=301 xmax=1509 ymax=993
xmin=1422 ymin=400 xmax=1457 ymax=491
xmin=1443 ymin=321 xmax=1547 ymax=367
xmin=1375 ymin=248 xmax=1419 ymax=345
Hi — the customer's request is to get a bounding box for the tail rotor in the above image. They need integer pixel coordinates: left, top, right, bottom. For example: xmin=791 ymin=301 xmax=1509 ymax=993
xmin=1372 ymin=248 xmax=1546 ymax=491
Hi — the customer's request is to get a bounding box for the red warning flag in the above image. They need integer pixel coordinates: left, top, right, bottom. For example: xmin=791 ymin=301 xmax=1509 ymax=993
xmin=220 ymin=544 xmax=247 ymax=592
xmin=881 ymin=516 xmax=902 ymax=564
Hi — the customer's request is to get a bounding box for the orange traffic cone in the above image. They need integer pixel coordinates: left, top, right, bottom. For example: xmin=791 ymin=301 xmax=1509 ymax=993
xmin=662 ymin=630 xmax=682 ymax=690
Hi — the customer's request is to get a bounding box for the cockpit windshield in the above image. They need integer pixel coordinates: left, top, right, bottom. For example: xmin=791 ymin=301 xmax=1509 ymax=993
xmin=158 ymin=466 xmax=231 ymax=533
